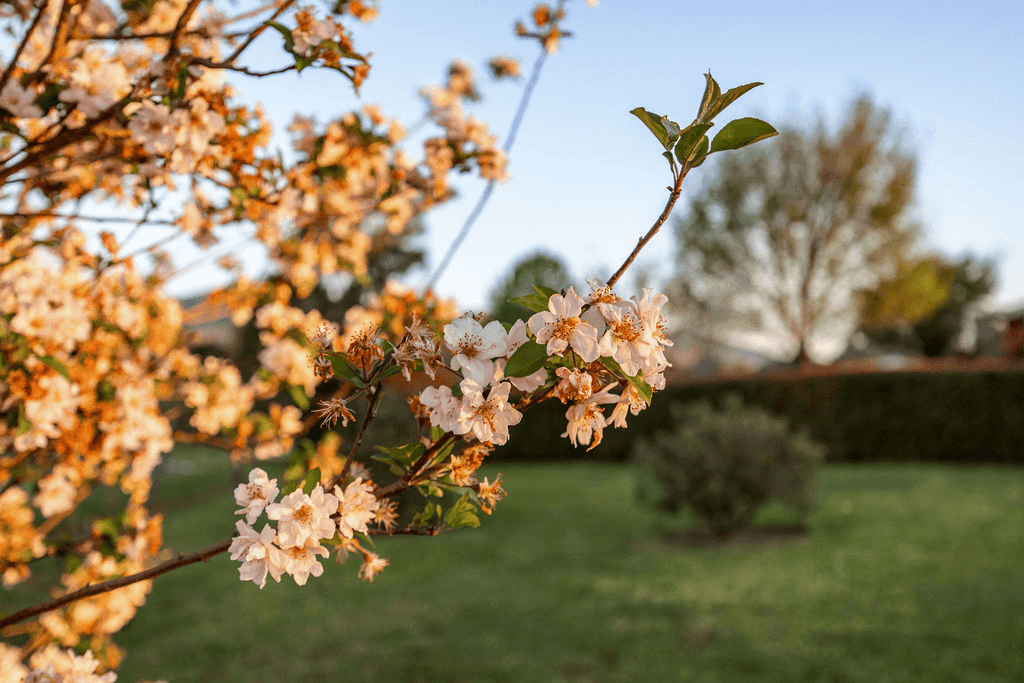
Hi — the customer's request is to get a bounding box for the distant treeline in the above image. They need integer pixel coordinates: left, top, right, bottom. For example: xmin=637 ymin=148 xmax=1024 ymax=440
xmin=493 ymin=369 xmax=1024 ymax=464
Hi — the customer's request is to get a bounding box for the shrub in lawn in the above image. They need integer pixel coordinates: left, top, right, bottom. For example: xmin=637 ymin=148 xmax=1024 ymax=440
xmin=634 ymin=395 xmax=824 ymax=537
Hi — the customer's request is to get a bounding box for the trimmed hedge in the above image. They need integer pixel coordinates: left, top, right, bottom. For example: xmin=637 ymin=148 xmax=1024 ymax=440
xmin=492 ymin=369 xmax=1024 ymax=464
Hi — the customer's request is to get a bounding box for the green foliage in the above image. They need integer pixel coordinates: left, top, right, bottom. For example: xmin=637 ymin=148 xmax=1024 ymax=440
xmin=632 ymin=73 xmax=776 ymax=174
xmin=494 ymin=369 xmax=1024 ymax=465
xmin=504 ymin=339 xmax=547 ymax=377
xmin=634 ymin=397 xmax=823 ymax=537
xmin=860 ymin=253 xmax=997 ymax=356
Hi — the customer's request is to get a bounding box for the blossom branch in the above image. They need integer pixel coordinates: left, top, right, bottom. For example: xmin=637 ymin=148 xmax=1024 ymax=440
xmin=339 ymin=385 xmax=381 ymax=480
xmin=0 ymin=0 xmax=49 ymax=92
xmin=606 ymin=166 xmax=688 ymax=288
xmin=0 ymin=539 xmax=232 ymax=631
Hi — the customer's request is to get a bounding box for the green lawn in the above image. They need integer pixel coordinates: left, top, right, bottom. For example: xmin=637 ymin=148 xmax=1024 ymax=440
xmin=84 ymin=456 xmax=1024 ymax=681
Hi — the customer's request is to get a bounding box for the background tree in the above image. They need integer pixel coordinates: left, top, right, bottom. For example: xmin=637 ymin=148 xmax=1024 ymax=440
xmin=488 ymin=250 xmax=575 ymax=323
xmin=858 ymin=253 xmax=997 ymax=356
xmin=669 ymin=94 xmax=918 ymax=362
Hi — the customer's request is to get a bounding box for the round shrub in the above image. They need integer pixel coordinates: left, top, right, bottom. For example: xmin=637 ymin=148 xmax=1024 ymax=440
xmin=634 ymin=395 xmax=824 ymax=537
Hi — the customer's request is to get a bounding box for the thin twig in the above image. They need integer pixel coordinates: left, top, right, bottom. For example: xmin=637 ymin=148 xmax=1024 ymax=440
xmin=0 ymin=0 xmax=50 ymax=93
xmin=0 ymin=539 xmax=232 ymax=631
xmin=425 ymin=44 xmax=550 ymax=289
xmin=339 ymin=386 xmax=380 ymax=480
xmin=165 ymin=0 xmax=203 ymax=58
xmin=186 ymin=57 xmax=295 ymax=78
xmin=606 ymin=167 xmax=687 ymax=288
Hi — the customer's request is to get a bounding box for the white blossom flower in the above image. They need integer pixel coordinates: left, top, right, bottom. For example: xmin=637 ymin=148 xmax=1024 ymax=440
xmin=234 ymin=468 xmax=280 ymax=524
xmin=358 ymin=552 xmax=389 ymax=582
xmin=334 ymin=478 xmax=380 ymax=539
xmin=33 ymin=466 xmax=77 ymax=518
xmin=607 ymin=382 xmax=649 ymax=429
xmin=0 ymin=79 xmax=40 ymax=119
xmin=527 ymin=288 xmax=600 ymax=362
xmin=281 ymin=536 xmax=329 ymax=586
xmin=458 ymin=380 xmax=522 ymax=445
xmin=596 ymin=299 xmax=654 ymax=376
xmin=228 ymin=521 xmax=285 ymax=589
xmin=25 ymin=645 xmax=116 ymax=683
xmin=443 ymin=315 xmax=507 ymax=380
xmin=563 ymin=384 xmax=618 ymax=451
xmin=265 ymin=485 xmax=338 ymax=547
xmin=419 ymin=384 xmax=463 ymax=433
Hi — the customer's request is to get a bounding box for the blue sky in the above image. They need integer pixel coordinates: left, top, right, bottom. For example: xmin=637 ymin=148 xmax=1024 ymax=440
xmin=172 ymin=0 xmax=1024 ymax=329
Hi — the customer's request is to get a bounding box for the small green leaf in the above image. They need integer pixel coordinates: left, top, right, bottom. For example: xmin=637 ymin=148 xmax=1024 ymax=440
xmin=674 ymin=123 xmax=714 ymax=165
xmin=599 ymin=358 xmax=654 ymax=403
xmin=627 ymin=373 xmax=654 ymax=404
xmin=509 ymin=293 xmax=550 ymax=313
xmin=689 ymin=136 xmax=710 ymax=167
xmin=629 ymin=107 xmax=672 ymax=150
xmin=288 ymin=384 xmax=310 ymax=411
xmin=532 ymin=284 xmax=558 ymax=299
xmin=330 ymin=355 xmax=365 ymax=387
xmin=444 ymin=493 xmax=481 ymax=530
xmin=710 ymin=117 xmax=778 ymax=153
xmin=705 ymin=81 xmax=764 ymax=121
xmin=37 ymin=354 xmax=71 ymax=382
xmin=373 ymin=442 xmax=425 ymax=468
xmin=505 ymin=339 xmax=547 ymax=378
xmin=412 ymin=500 xmax=434 ymax=525
xmin=697 ymin=72 xmax=721 ymax=121
xmin=301 ymin=468 xmax=322 ymax=495
xmin=266 ymin=20 xmax=292 ymax=42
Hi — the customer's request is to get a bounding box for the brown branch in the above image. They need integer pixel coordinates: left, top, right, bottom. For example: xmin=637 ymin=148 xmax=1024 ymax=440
xmin=224 ymin=0 xmax=295 ymax=65
xmin=185 ymin=58 xmax=296 ymax=78
xmin=339 ymin=385 xmax=380 ymax=481
xmin=0 ymin=0 xmax=50 ymax=93
xmin=0 ymin=539 xmax=231 ymax=631
xmin=606 ymin=167 xmax=688 ymax=288
xmin=34 ymin=0 xmax=73 ymax=73
xmin=165 ymin=0 xmax=203 ymax=58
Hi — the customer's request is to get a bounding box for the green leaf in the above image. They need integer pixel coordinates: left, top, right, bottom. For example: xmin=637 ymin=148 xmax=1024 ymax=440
xmin=372 ymin=442 xmax=425 ymax=469
xmin=689 ymin=136 xmax=710 ymax=167
xmin=629 ymin=107 xmax=673 ymax=150
xmin=697 ymin=72 xmax=721 ymax=121
xmin=705 ymin=81 xmax=764 ymax=121
xmin=508 ymin=292 xmax=550 ymax=313
xmin=444 ymin=493 xmax=481 ymax=530
xmin=627 ymin=373 xmax=654 ymax=404
xmin=505 ymin=339 xmax=547 ymax=378
xmin=532 ymin=284 xmax=558 ymax=299
xmin=599 ymin=358 xmax=654 ymax=403
xmin=265 ymin=21 xmax=294 ymax=50
xmin=674 ymin=123 xmax=714 ymax=165
xmin=288 ymin=384 xmax=310 ymax=411
xmin=412 ymin=500 xmax=434 ymax=525
xmin=710 ymin=117 xmax=778 ymax=153
xmin=330 ymin=355 xmax=365 ymax=387
xmin=300 ymin=468 xmax=322 ymax=495
xmin=37 ymin=354 xmax=71 ymax=382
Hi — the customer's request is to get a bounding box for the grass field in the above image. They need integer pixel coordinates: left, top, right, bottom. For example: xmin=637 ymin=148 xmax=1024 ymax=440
xmin=40 ymin=453 xmax=1024 ymax=681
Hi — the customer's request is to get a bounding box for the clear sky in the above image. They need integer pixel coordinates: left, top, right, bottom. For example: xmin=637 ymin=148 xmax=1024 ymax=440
xmin=169 ymin=0 xmax=1024 ymax=331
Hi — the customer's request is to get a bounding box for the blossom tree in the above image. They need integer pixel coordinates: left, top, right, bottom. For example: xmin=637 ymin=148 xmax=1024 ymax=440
xmin=0 ymin=0 xmax=775 ymax=678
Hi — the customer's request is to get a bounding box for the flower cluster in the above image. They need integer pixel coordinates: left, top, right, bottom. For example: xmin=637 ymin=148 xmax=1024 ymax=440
xmin=230 ymin=468 xmax=392 ymax=588
xmin=229 ymin=279 xmax=671 ymax=586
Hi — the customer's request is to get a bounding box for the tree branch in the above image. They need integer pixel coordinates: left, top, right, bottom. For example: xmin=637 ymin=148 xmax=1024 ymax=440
xmin=607 ymin=167 xmax=688 ymax=288
xmin=0 ymin=539 xmax=232 ymax=631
